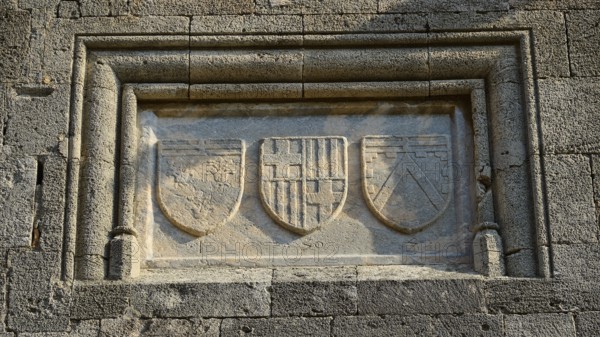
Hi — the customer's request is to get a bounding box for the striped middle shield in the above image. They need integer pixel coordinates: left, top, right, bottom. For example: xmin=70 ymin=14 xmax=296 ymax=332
xmin=260 ymin=137 xmax=348 ymax=235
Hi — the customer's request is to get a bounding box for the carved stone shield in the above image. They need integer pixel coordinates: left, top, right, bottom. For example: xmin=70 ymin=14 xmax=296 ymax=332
xmin=362 ymin=135 xmax=452 ymax=234
xmin=260 ymin=137 xmax=348 ymax=235
xmin=157 ymin=139 xmax=245 ymax=237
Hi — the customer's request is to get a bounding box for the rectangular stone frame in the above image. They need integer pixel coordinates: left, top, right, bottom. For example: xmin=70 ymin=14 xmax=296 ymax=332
xmin=64 ymin=32 xmax=548 ymax=289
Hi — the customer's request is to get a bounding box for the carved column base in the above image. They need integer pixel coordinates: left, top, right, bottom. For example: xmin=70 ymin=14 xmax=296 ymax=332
xmin=109 ymin=226 xmax=140 ymax=279
xmin=473 ymin=222 xmax=505 ymax=277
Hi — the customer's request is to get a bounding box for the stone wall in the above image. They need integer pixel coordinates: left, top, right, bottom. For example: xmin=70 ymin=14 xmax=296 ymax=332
xmin=1 ymin=0 xmax=599 ymax=336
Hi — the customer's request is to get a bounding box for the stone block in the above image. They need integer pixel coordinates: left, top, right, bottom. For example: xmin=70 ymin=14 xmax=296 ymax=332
xmin=108 ymin=234 xmax=140 ymax=280
xmin=509 ymin=0 xmax=600 ymax=9
xmin=131 ymin=282 xmax=270 ymax=318
xmin=99 ymin=308 xmax=141 ymax=337
xmin=7 ymin=251 xmax=69 ymax=332
xmin=539 ymin=78 xmax=600 ymax=154
xmin=332 ymin=315 xmax=432 ymax=336
xmin=19 ymin=320 xmax=100 ymax=337
xmin=190 ymin=50 xmax=303 ymax=83
xmin=504 ymin=248 xmax=537 ymax=278
xmin=221 ymin=317 xmax=331 ymax=337
xmin=3 ymin=84 xmax=70 ymax=156
xmin=254 ymin=0 xmax=303 ymax=14
xmin=303 ymin=48 xmax=429 ymax=82
xmin=36 ymin=156 xmax=67 ymax=251
xmin=0 ymin=156 xmax=36 ymax=248
xmin=190 ymin=83 xmax=302 ymax=100
xmin=485 ymin=278 xmax=600 ymax=314
xmin=545 ymin=155 xmax=597 ymax=244
xmin=129 ymin=0 xmax=253 ymax=16
xmin=253 ymin=0 xmax=379 ymax=14
xmin=71 ymin=320 xmax=101 ymax=337
xmin=357 ymin=267 xmax=485 ymax=315
xmin=428 ymin=11 xmax=570 ymax=78
xmin=432 ymin=314 xmax=503 ymax=336
xmin=379 ymin=0 xmax=509 ymax=12
xmin=141 ymin=318 xmax=220 ymax=337
xmin=192 ymin=15 xmax=303 ymax=34
xmin=302 ymin=0 xmax=377 ymax=14
xmin=505 ymin=313 xmax=576 ymax=337
xmin=303 ymin=13 xmax=427 ymax=33
xmin=80 ymin=0 xmax=110 ymax=16
xmin=0 ymin=271 xmax=5 ymax=332
xmin=271 ymin=267 xmax=357 ymax=317
xmin=43 ymin=16 xmax=189 ymax=83
xmin=71 ymin=283 xmax=131 ymax=319
xmin=575 ymin=312 xmax=600 ymax=337
xmin=473 ymin=225 xmax=505 ymax=277
xmin=57 ymin=1 xmax=80 ymax=19
xmin=566 ymin=10 xmax=600 ymax=76
xmin=130 ymin=269 xmax=271 ymax=318
xmin=0 ymin=9 xmax=30 ymax=81
xmin=7 ymin=284 xmax=70 ymax=332
xmin=591 ymin=155 xmax=600 ymax=204
xmin=552 ymin=244 xmax=600 ymax=280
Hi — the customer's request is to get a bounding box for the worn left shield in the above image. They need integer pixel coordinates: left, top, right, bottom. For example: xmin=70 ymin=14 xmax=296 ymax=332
xmin=156 ymin=139 xmax=245 ymax=237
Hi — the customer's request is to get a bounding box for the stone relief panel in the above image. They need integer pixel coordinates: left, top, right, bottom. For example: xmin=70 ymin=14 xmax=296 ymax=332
xmin=69 ymin=33 xmax=544 ymax=279
xmin=260 ymin=137 xmax=348 ymax=235
xmin=362 ymin=135 xmax=452 ymax=234
xmin=134 ymin=101 xmax=475 ymax=269
xmin=156 ymin=139 xmax=245 ymax=237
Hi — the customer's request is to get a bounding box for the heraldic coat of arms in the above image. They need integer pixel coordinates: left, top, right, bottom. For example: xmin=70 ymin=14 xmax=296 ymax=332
xmin=362 ymin=135 xmax=452 ymax=234
xmin=260 ymin=137 xmax=348 ymax=235
xmin=157 ymin=139 xmax=245 ymax=237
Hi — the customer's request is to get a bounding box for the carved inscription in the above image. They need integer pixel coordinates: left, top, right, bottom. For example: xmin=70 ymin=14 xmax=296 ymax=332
xmin=362 ymin=135 xmax=452 ymax=234
xmin=260 ymin=137 xmax=348 ymax=235
xmin=156 ymin=139 xmax=245 ymax=237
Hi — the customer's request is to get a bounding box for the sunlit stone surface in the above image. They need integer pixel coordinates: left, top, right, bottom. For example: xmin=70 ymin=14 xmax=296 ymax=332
xmin=134 ymin=100 xmax=476 ymax=268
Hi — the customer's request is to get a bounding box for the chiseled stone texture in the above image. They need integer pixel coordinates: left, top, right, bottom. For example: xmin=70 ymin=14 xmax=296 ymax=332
xmin=332 ymin=314 xmax=502 ymax=336
xmin=0 ymin=9 xmax=30 ymax=81
xmin=566 ymin=10 xmax=600 ymax=76
xmin=332 ymin=315 xmax=432 ymax=336
xmin=510 ymin=0 xmax=600 ymax=9
xmin=544 ymin=155 xmax=597 ymax=244
xmin=357 ymin=266 xmax=486 ymax=315
xmin=539 ymin=78 xmax=600 ymax=154
xmin=129 ymin=0 xmax=254 ymax=16
xmin=428 ymin=10 xmax=570 ymax=78
xmin=140 ymin=318 xmax=220 ymax=337
xmin=255 ymin=0 xmax=377 ymax=14
xmin=379 ymin=0 xmax=509 ymax=12
xmin=271 ymin=267 xmax=357 ymax=317
xmin=485 ymin=278 xmax=600 ymax=314
xmin=221 ymin=317 xmax=331 ymax=337
xmin=3 ymin=84 xmax=70 ymax=156
xmin=505 ymin=313 xmax=577 ymax=337
xmin=7 ymin=251 xmax=70 ymax=332
xmin=0 ymin=156 xmax=37 ymax=248
xmin=575 ymin=312 xmax=600 ymax=337
xmin=552 ymin=244 xmax=600 ymax=280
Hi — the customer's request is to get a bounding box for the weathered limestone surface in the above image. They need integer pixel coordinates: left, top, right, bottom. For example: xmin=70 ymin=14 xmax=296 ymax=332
xmin=0 ymin=9 xmax=30 ymax=81
xmin=539 ymin=78 xmax=600 ymax=153
xmin=566 ymin=10 xmax=600 ymax=77
xmin=545 ymin=155 xmax=597 ymax=244
xmin=1 ymin=0 xmax=600 ymax=336
xmin=505 ymin=313 xmax=577 ymax=337
xmin=0 ymin=156 xmax=36 ymax=249
xmin=221 ymin=317 xmax=331 ymax=337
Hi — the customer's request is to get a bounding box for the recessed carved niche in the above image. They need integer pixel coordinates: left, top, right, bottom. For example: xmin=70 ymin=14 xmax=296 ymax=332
xmin=66 ymin=32 xmax=548 ymax=281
